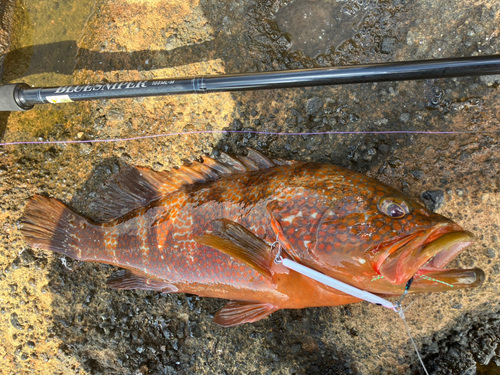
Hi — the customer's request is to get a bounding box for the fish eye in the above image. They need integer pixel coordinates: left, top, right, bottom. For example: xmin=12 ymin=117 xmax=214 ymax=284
xmin=377 ymin=197 xmax=410 ymax=219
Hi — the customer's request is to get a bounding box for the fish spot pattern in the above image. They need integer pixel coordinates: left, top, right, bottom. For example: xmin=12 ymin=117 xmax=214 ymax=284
xmin=302 ymin=165 xmax=447 ymax=277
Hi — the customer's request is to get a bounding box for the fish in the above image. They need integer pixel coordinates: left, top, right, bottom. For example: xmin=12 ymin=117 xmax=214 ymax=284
xmin=20 ymin=149 xmax=484 ymax=327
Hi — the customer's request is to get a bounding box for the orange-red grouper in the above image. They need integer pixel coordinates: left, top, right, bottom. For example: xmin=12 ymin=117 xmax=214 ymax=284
xmin=21 ymin=149 xmax=484 ymax=326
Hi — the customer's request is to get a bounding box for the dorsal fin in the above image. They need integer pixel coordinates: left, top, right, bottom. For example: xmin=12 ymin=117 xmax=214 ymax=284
xmin=88 ymin=165 xmax=211 ymax=221
xmin=246 ymin=148 xmax=275 ymax=168
xmin=202 ymin=156 xmax=235 ymax=175
xmin=88 ymin=166 xmax=162 ymax=221
xmin=194 ymin=219 xmax=273 ymax=280
xmin=90 ymin=149 xmax=285 ymax=221
xmin=272 ymin=158 xmax=296 ymax=166
xmin=217 ymin=152 xmax=248 ymax=172
xmin=235 ymin=156 xmax=260 ymax=171
xmin=189 ymin=161 xmax=220 ymax=180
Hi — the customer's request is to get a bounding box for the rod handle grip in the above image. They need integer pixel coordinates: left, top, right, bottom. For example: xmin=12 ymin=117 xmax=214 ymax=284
xmin=0 ymin=83 xmax=33 ymax=111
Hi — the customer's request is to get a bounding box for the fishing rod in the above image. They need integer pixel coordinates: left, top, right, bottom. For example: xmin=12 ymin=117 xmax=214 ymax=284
xmin=1 ymin=54 xmax=500 ymax=111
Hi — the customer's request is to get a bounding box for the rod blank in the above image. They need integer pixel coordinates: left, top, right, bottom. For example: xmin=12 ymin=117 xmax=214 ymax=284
xmin=3 ymin=55 xmax=500 ymax=111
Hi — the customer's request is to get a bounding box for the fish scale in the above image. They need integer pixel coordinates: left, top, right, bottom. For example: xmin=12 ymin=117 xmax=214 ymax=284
xmin=20 ymin=149 xmax=484 ymax=327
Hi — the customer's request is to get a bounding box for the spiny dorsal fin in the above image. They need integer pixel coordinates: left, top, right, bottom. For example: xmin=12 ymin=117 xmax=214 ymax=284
xmin=214 ymin=301 xmax=279 ymax=327
xmin=246 ymin=148 xmax=275 ymax=168
xmin=217 ymin=151 xmax=248 ymax=172
xmin=194 ymin=219 xmax=273 ymax=280
xmin=272 ymin=158 xmax=296 ymax=166
xmin=202 ymin=156 xmax=235 ymax=175
xmin=235 ymin=156 xmax=260 ymax=171
xmin=189 ymin=161 xmax=220 ymax=180
xmin=106 ymin=269 xmax=179 ymax=294
xmin=91 ymin=149 xmax=285 ymax=221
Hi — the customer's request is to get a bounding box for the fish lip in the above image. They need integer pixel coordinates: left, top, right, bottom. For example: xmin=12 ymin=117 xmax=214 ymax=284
xmin=379 ymin=223 xmax=476 ymax=284
xmin=416 ymin=230 xmax=475 ymax=272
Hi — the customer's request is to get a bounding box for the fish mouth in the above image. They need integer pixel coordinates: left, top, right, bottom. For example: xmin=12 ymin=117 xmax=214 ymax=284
xmin=378 ymin=223 xmax=484 ymax=292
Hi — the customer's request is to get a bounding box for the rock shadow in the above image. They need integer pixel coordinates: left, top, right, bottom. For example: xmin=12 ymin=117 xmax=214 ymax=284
xmin=1 ymin=39 xmax=221 ymax=82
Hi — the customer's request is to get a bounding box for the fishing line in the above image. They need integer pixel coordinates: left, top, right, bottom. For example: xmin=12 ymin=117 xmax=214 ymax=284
xmin=418 ymin=275 xmax=454 ymax=288
xmin=0 ymin=128 xmax=497 ymax=147
xmin=395 ymin=301 xmax=431 ymax=375
xmin=274 ymin=244 xmax=430 ymax=374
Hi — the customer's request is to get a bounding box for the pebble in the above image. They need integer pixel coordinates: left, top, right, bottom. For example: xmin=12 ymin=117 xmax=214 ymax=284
xmin=306 ymin=97 xmax=323 ymax=114
xmin=378 ymin=144 xmax=389 ymax=155
xmin=399 ymin=113 xmax=410 ymax=122
xmin=421 ymin=189 xmax=445 ymax=211
xmin=484 ymin=248 xmax=495 ymax=259
xmin=410 ymin=169 xmax=424 ymax=180
xmin=373 ymin=118 xmax=389 ymax=126
xmin=381 ymin=37 xmax=397 ymax=54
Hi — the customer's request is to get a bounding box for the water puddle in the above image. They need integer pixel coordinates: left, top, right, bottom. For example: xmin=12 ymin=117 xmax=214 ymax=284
xmin=477 ymin=354 xmax=500 ymax=374
xmin=3 ymin=0 xmax=96 ymax=86
xmin=275 ymin=0 xmax=368 ymax=57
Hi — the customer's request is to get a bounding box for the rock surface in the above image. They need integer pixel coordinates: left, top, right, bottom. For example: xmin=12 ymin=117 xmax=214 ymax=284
xmin=0 ymin=0 xmax=500 ymax=374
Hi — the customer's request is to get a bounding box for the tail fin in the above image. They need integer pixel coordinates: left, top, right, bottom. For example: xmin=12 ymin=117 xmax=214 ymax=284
xmin=21 ymin=195 xmax=88 ymax=260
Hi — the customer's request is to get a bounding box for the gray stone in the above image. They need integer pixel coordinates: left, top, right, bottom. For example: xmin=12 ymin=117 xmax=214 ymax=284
xmin=485 ymin=248 xmax=496 ymax=259
xmin=480 ymin=74 xmax=500 ymax=86
xmin=399 ymin=112 xmax=410 ymax=122
xmin=381 ymin=37 xmax=397 ymax=54
xmin=421 ymin=189 xmax=445 ymax=211
xmin=306 ymin=97 xmax=324 ymax=114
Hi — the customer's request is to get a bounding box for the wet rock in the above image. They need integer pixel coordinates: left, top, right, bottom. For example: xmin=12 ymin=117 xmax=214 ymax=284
xmin=410 ymin=169 xmax=424 ymax=180
xmin=421 ymin=189 xmax=445 ymax=211
xmin=381 ymin=37 xmax=397 ymax=54
xmin=378 ymin=144 xmax=390 ymax=155
xmin=232 ymin=119 xmax=243 ymax=130
xmin=363 ymin=148 xmax=377 ymax=161
xmin=479 ymin=74 xmax=500 ymax=86
xmin=306 ymin=97 xmax=324 ymax=114
xmin=10 ymin=249 xmax=36 ymax=269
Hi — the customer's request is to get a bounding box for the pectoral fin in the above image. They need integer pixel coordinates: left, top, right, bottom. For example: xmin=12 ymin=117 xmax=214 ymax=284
xmin=214 ymin=301 xmax=279 ymax=327
xmin=195 ymin=219 xmax=273 ymax=280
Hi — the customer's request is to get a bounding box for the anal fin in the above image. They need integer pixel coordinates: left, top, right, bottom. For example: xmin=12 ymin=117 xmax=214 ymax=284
xmin=214 ymin=301 xmax=279 ymax=327
xmin=106 ymin=269 xmax=179 ymax=294
xmin=194 ymin=219 xmax=273 ymax=280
